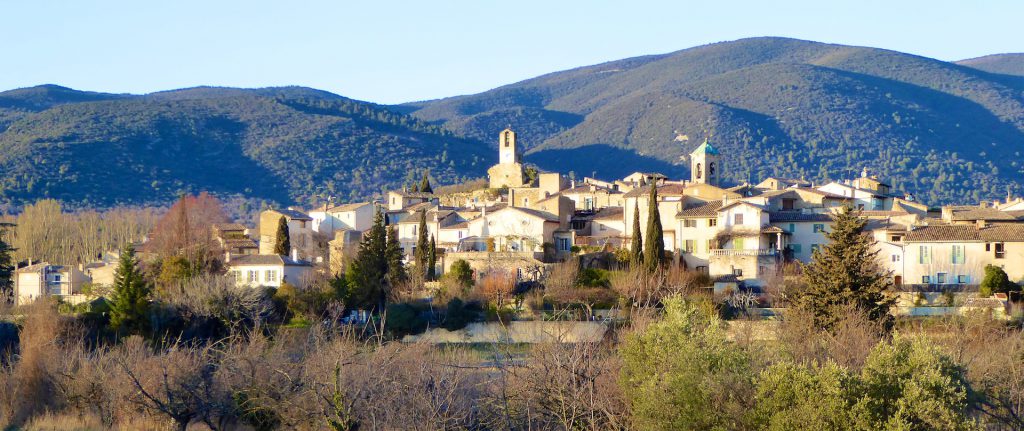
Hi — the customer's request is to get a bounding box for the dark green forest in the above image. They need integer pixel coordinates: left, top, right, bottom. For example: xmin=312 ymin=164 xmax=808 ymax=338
xmin=0 ymin=86 xmax=491 ymax=209
xmin=409 ymin=37 xmax=1024 ymax=205
xmin=2 ymin=37 xmax=1024 ymax=209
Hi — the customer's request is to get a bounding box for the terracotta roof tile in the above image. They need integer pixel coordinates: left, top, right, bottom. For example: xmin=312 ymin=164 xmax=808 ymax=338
xmin=905 ymin=225 xmax=982 ymax=242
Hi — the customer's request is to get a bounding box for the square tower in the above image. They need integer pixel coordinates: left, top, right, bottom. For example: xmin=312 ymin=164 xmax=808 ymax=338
xmin=690 ymin=140 xmax=721 ymax=186
xmin=499 ymin=128 xmax=520 ymax=164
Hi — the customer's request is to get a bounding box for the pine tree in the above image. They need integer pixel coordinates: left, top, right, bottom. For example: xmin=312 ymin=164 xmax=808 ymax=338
xmin=346 ymin=208 xmax=389 ymax=310
xmin=630 ymin=200 xmax=643 ymax=267
xmin=427 ymin=235 xmax=437 ymax=281
xmin=385 ymin=226 xmax=407 ymax=289
xmin=109 ymin=243 xmax=152 ymax=334
xmin=420 ymin=170 xmax=433 ymax=194
xmin=273 ymin=216 xmax=291 ymax=256
xmin=794 ymin=205 xmax=895 ymax=330
xmin=643 ymin=183 xmax=665 ymax=272
xmin=0 ymin=222 xmax=14 ymax=294
xmin=415 ymin=210 xmax=429 ymax=274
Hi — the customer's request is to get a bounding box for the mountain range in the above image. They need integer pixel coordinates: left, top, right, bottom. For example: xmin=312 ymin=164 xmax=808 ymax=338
xmin=2 ymin=37 xmax=1024 ymax=209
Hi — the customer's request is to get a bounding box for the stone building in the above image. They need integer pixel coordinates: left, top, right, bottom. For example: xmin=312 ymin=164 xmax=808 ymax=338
xmin=487 ymin=128 xmax=528 ymax=189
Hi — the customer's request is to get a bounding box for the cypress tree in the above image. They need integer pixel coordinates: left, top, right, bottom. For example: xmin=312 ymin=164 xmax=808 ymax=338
xmin=415 ymin=210 xmax=429 ymax=273
xmin=346 ymin=208 xmax=389 ymax=310
xmin=273 ymin=216 xmax=291 ymax=256
xmin=385 ymin=226 xmax=407 ymax=288
xmin=427 ymin=235 xmax=437 ymax=281
xmin=643 ymin=183 xmax=665 ymax=272
xmin=630 ymin=200 xmax=643 ymax=267
xmin=0 ymin=222 xmax=14 ymax=294
xmin=793 ymin=205 xmax=896 ymax=331
xmin=109 ymin=244 xmax=152 ymax=335
xmin=420 ymin=170 xmax=433 ymax=194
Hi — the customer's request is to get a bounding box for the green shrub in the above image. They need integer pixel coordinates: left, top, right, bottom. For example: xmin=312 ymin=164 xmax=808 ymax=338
xmin=385 ymin=303 xmax=427 ymax=336
xmin=443 ymin=298 xmax=477 ymax=331
xmin=447 ymin=259 xmax=475 ymax=287
xmin=979 ymin=264 xmax=1019 ymax=297
xmin=577 ymin=268 xmax=611 ymax=288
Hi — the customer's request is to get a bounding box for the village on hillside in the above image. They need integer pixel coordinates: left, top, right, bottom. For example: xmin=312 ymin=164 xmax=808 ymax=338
xmin=12 ymin=128 xmax=1024 ymax=321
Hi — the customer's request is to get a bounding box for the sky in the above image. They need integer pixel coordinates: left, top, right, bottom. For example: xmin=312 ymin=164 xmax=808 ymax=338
xmin=1 ymin=0 xmax=1022 ymax=104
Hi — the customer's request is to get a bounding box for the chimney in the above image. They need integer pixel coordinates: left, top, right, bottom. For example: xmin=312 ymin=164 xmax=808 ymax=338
xmin=291 ymin=248 xmax=299 ymax=262
xmin=977 ymin=219 xmax=988 ymax=229
xmin=224 ymin=251 xmax=231 ymax=263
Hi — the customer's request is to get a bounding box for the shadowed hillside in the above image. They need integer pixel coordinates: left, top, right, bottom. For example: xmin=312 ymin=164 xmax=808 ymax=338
xmin=958 ymin=53 xmax=1024 ymax=77
xmin=409 ymin=37 xmax=1024 ymax=205
xmin=0 ymin=86 xmax=492 ymax=208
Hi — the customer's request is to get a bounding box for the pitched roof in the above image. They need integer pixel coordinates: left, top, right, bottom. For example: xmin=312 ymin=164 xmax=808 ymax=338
xmin=979 ymin=223 xmax=1024 ymax=242
xmin=691 ymin=141 xmax=719 ymax=155
xmin=313 ymin=202 xmax=372 ymax=213
xmin=676 ymin=201 xmax=724 ymax=218
xmin=623 ymin=183 xmax=689 ymax=198
xmin=946 ymin=206 xmax=1017 ymax=221
xmin=768 ymin=212 xmax=833 ymax=222
xmin=592 ymin=206 xmax=625 ymax=220
xmin=511 ymin=207 xmax=561 ymax=222
xmin=213 ymin=223 xmax=247 ymax=232
xmin=15 ymin=262 xmax=52 ymax=273
xmin=268 ymin=208 xmax=311 ymax=220
xmin=563 ymin=184 xmax=619 ymax=195
xmin=228 ymin=254 xmax=310 ymax=267
xmin=905 ymin=225 xmax=983 ymax=242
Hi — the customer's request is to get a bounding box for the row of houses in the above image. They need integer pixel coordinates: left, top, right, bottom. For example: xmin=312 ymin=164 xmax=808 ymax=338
xmin=15 ymin=127 xmax=1024 ymax=304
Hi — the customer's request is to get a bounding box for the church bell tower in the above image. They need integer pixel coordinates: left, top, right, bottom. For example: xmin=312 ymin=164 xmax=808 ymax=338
xmin=690 ymin=139 xmax=720 ymax=186
xmin=499 ymin=128 xmax=520 ymax=165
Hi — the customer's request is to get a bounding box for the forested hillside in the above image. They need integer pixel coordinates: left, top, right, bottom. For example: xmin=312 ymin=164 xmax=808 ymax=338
xmin=410 ymin=37 xmax=1024 ymax=205
xmin=0 ymin=85 xmax=492 ymax=209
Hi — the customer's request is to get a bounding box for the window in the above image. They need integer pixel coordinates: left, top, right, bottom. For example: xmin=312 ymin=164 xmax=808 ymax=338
xmin=684 ymin=240 xmax=695 ymax=253
xmin=734 ymin=237 xmax=745 ymax=249
xmin=788 ymin=223 xmax=795 ymax=233
xmin=53 ymin=274 xmax=62 ymax=282
xmin=265 ymin=270 xmax=278 ymax=283
xmin=782 ymin=198 xmax=795 ymax=210
xmin=951 ymin=245 xmax=965 ymax=265
xmin=994 ymin=242 xmax=1006 ymax=259
xmin=733 ymin=268 xmax=743 ymax=277
xmin=791 ymin=244 xmax=802 ymax=253
xmin=696 ymin=266 xmax=708 ymax=274
xmin=919 ymin=246 xmax=931 ymax=264
xmin=412 ymin=224 xmax=417 ymax=235
xmin=233 ymin=271 xmax=242 ymax=283
xmin=708 ymin=218 xmax=718 ymax=227
xmin=813 ymin=224 xmax=825 ymax=233
xmin=683 ymin=219 xmax=697 ymax=228
xmin=584 ymin=197 xmax=593 ymax=210
xmin=892 ymin=254 xmax=900 ymax=262
xmin=248 ymin=271 xmax=258 ymax=283
xmin=557 ymin=237 xmax=571 ymax=251
xmin=922 ymin=275 xmax=931 ymax=284
xmin=734 ymin=214 xmax=744 ymax=225
xmin=937 ymin=272 xmax=947 ymax=284
xmin=599 ymin=224 xmax=606 ymax=231
xmin=957 ymin=275 xmax=969 ymax=284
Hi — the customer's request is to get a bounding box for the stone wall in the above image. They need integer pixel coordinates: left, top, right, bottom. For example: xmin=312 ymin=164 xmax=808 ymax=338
xmin=402 ymin=321 xmax=609 ymax=343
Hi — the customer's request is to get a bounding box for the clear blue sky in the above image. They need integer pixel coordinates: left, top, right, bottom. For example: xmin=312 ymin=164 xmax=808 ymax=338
xmin=2 ymin=0 xmax=1021 ymax=104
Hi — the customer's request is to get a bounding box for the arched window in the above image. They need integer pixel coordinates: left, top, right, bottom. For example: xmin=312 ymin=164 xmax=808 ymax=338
xmin=695 ymin=163 xmax=703 ymax=179
xmin=709 ymin=162 xmax=716 ymax=176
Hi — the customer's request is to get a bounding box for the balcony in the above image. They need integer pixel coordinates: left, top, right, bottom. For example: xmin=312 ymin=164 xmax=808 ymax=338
xmin=711 ymin=249 xmax=778 ymax=257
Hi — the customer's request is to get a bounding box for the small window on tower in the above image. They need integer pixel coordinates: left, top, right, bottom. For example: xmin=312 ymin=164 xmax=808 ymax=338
xmin=709 ymin=162 xmax=716 ymax=176
xmin=695 ymin=163 xmax=703 ymax=179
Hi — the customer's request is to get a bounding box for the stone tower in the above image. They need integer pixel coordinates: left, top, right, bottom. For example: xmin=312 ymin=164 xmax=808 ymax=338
xmin=488 ymin=128 xmax=527 ymax=189
xmin=499 ymin=128 xmax=520 ymax=164
xmin=690 ymin=140 xmax=720 ymax=186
